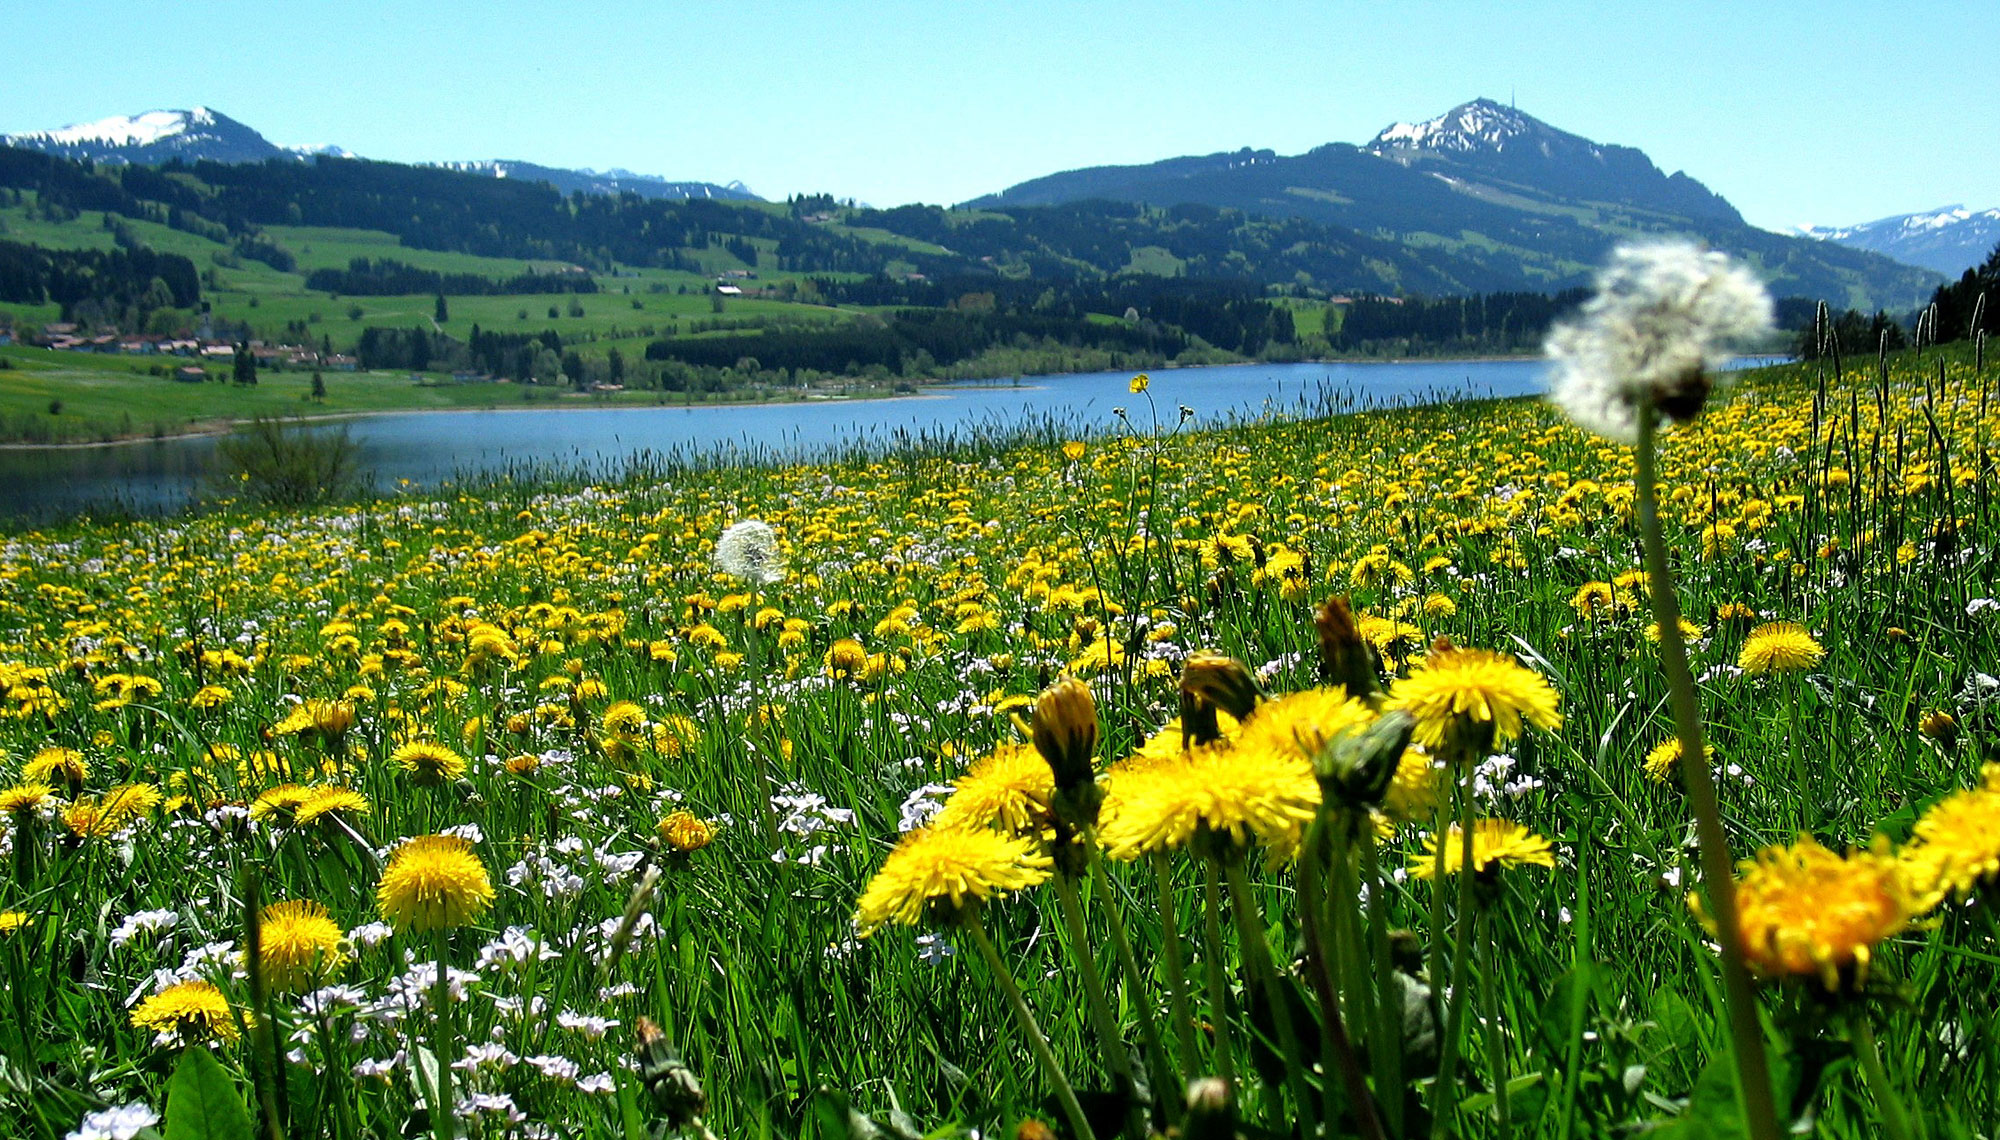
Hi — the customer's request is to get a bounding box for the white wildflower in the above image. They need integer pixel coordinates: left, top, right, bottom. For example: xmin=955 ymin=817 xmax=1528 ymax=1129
xmin=67 ymin=1103 xmax=159 ymax=1140
xmin=1546 ymin=241 xmax=1773 ymax=444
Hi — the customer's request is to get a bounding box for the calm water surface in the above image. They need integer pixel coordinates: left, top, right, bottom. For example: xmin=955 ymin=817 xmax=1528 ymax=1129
xmin=0 ymin=356 xmax=1779 ymax=521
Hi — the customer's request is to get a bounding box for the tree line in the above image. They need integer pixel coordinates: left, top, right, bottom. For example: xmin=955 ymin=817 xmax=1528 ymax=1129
xmin=305 ymin=258 xmax=600 ymax=296
xmin=0 ymin=239 xmax=201 ymax=315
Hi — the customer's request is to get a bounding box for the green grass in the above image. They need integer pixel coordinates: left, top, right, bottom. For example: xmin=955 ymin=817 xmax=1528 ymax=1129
xmin=0 ymin=347 xmax=1993 ymax=1140
xmin=0 ymin=347 xmax=886 ymax=443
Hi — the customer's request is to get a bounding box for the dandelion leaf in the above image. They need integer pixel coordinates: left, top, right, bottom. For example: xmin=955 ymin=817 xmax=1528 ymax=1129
xmin=162 ymin=1046 xmax=253 ymax=1140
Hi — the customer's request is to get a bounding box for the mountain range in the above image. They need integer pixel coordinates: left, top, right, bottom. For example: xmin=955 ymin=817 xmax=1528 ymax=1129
xmin=1797 ymin=207 xmax=2000 ymax=278
xmin=1 ymin=107 xmax=757 ymax=204
xmin=1 ymin=100 xmax=1974 ymax=309
xmin=968 ymin=98 xmax=1942 ymax=309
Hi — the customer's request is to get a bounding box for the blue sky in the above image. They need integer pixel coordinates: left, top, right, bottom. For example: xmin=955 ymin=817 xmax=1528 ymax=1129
xmin=5 ymin=0 xmax=1992 ymax=231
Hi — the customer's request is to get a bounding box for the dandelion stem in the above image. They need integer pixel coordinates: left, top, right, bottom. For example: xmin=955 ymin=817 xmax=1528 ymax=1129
xmin=1634 ymin=406 xmax=1782 ymax=1140
xmin=433 ymin=929 xmax=456 ymax=1140
xmin=1219 ymin=852 xmax=1316 ymax=1136
xmin=1360 ymin=831 xmax=1405 ymax=1137
xmin=1850 ymin=1014 xmax=1916 ymax=1140
xmin=1087 ymin=849 xmax=1182 ymax=1126
xmin=1051 ymin=872 xmax=1140 ymax=1133
xmin=963 ymin=908 xmax=1097 ymax=1140
xmin=1430 ymin=768 xmax=1479 ymax=1140
xmin=1200 ymin=857 xmax=1236 ymax=1092
xmin=1480 ymin=910 xmax=1512 ymax=1140
xmin=1153 ymin=850 xmax=1200 ymax=1072
xmin=1298 ymin=815 xmax=1388 ymax=1140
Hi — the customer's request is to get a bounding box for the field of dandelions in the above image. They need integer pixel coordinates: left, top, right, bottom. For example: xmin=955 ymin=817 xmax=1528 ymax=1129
xmin=4 ymin=244 xmax=1998 ymax=1140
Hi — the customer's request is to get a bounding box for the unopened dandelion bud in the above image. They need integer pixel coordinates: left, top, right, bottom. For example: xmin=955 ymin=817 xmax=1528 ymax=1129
xmin=634 ymin=1016 xmax=708 ymax=1128
xmin=1179 ymin=651 xmax=1261 ymax=721
xmin=1031 ymin=677 xmax=1098 ymax=794
xmin=1315 ymin=596 xmax=1383 ymax=698
xmin=1319 ymin=710 xmax=1416 ymax=809
xmin=1182 ymin=1077 xmax=1236 ymax=1140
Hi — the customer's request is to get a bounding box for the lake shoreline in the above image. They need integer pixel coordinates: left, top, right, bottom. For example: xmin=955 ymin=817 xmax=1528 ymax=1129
xmin=0 ymin=353 xmax=1551 ymax=451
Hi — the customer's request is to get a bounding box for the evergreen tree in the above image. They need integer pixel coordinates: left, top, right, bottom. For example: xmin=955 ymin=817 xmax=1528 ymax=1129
xmin=607 ymin=347 xmax=625 ymax=384
xmin=232 ymin=342 xmax=257 ymax=386
xmin=435 ymin=293 xmax=449 ymax=323
xmin=310 ymin=371 xmax=327 ymax=401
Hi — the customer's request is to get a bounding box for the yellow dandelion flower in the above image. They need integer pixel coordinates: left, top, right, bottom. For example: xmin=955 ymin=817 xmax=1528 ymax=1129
xmin=391 ymin=740 xmax=467 ymax=786
xmin=258 ymin=900 xmax=347 ymax=991
xmin=1097 ymin=743 xmax=1320 ymax=861
xmin=131 ymin=979 xmax=239 ymax=1044
xmin=0 ymin=910 xmax=30 ymax=935
xmin=601 ymin=700 xmax=648 ymax=738
xmin=22 ymin=747 xmax=86 ymax=786
xmin=1380 ymin=747 xmax=1441 ymax=824
xmin=1388 ymin=645 xmax=1562 ymax=751
xmin=250 ymin=784 xmax=314 ymax=824
xmin=190 ymin=684 xmax=233 ymax=710
xmin=658 ymin=810 xmax=716 ymax=853
xmin=376 ymin=835 xmax=495 ymax=932
xmin=1642 ymin=738 xmax=1715 ymax=783
xmin=294 ymin=786 xmax=371 ymax=827
xmin=1230 ymin=686 xmax=1375 ymax=768
xmin=854 ymin=826 xmax=1052 ymax=935
xmin=931 ymin=743 xmax=1055 ymax=834
xmin=1737 ymin=622 xmax=1824 ymax=675
xmin=1409 ymin=819 xmax=1555 ymax=879
xmin=1643 ymin=617 xmax=1705 ymax=644
xmin=1900 ymin=766 xmax=2000 ymax=906
xmin=1695 ymin=834 xmax=1915 ymax=990
xmin=825 ymin=638 xmax=869 ymax=680
xmin=0 ymin=782 xmax=52 ymax=815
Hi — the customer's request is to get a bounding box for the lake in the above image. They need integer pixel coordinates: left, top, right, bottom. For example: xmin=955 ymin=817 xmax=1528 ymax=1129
xmin=0 ymin=356 xmax=1783 ymax=521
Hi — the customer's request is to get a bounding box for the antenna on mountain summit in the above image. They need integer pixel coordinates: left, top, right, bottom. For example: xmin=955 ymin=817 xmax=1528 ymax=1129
xmin=1510 ymin=87 xmax=1516 ymax=109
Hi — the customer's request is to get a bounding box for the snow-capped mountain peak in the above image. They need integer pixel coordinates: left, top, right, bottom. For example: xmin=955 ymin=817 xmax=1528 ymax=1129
xmin=4 ymin=106 xmax=284 ymax=164
xmin=1369 ymin=98 xmax=1564 ymax=156
xmin=1798 ymin=205 xmax=2000 ymax=276
xmin=14 ymin=107 xmax=213 ymax=149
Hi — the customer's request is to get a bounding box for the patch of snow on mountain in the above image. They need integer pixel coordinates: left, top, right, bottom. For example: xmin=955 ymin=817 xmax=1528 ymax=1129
xmin=17 ymin=108 xmax=202 ymax=148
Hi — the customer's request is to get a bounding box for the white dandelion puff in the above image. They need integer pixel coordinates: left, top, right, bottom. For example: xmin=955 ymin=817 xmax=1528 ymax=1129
xmin=713 ymin=519 xmax=785 ymax=586
xmin=1545 ymin=241 xmax=1773 ymax=444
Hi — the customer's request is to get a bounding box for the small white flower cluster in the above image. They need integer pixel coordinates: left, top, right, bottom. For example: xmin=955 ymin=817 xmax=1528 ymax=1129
xmin=67 ymin=1103 xmax=158 ymax=1140
xmin=1546 ymin=241 xmax=1773 ymax=444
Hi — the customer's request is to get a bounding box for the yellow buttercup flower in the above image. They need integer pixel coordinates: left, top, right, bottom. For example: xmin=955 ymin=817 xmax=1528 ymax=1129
xmin=1129 ymin=373 xmax=1150 ymax=394
xmin=854 ymin=826 xmax=1052 ymax=935
xmin=376 ymin=835 xmax=495 ymax=931
xmin=1388 ymin=645 xmax=1562 ymax=751
xmin=1737 ymin=622 xmax=1824 ymax=675
xmin=1409 ymin=819 xmax=1556 ymax=879
xmin=0 ymin=910 xmax=30 ymax=935
xmin=258 ymin=899 xmax=347 ymax=991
